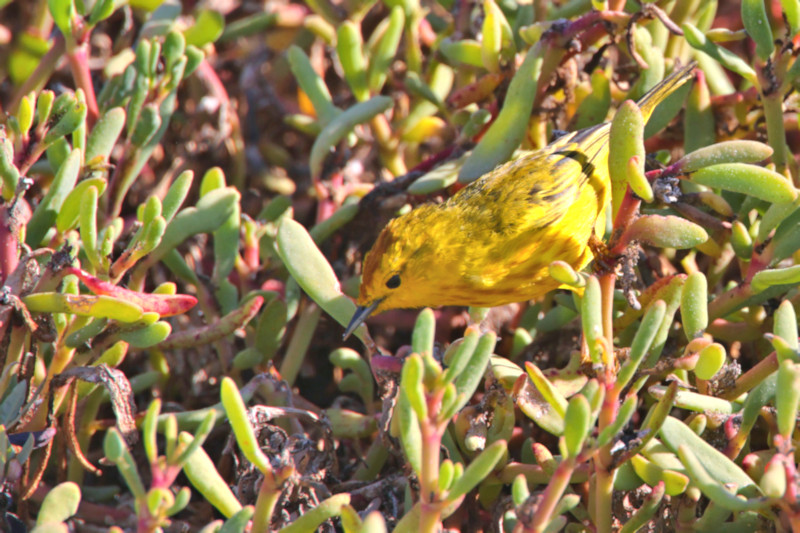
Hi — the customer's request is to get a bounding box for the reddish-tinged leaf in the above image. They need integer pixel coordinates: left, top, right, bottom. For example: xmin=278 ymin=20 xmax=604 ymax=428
xmin=67 ymin=267 xmax=197 ymax=317
xmin=260 ymin=279 xmax=285 ymax=299
xmin=448 ymin=72 xmax=505 ymax=108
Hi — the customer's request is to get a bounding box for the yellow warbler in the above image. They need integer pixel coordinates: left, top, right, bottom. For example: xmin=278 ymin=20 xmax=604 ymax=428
xmin=344 ymin=64 xmax=695 ymax=338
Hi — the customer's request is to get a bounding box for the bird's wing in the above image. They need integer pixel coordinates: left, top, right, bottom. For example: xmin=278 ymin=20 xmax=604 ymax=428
xmin=454 ymin=123 xmax=610 ymax=238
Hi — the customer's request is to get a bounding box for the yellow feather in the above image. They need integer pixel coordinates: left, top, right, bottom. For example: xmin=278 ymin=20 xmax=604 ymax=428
xmin=353 ymin=64 xmax=696 ymax=321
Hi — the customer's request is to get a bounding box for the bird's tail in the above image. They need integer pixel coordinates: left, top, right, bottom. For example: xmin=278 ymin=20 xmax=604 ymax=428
xmin=635 ymin=61 xmax=697 ymax=123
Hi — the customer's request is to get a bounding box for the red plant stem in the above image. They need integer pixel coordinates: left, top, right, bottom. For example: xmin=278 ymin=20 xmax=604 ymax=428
xmin=448 ymin=72 xmax=506 ymax=108
xmin=316 ymin=174 xmax=340 ymax=224
xmin=0 ymin=204 xmax=19 ymax=284
xmin=66 ymin=41 xmax=99 ymax=126
xmin=420 ymin=425 xmax=443 ymax=496
xmin=784 ymin=454 xmax=799 ymax=502
xmin=590 ymin=184 xmax=637 ymax=533
xmin=150 ymin=464 xmax=181 ymax=490
xmin=705 ymin=245 xmax=774 ymax=321
xmin=370 ymin=354 xmax=404 ymax=374
xmin=419 ymin=498 xmax=443 ymax=533
xmin=710 ymin=86 xmax=759 ymax=107
xmin=593 ymin=371 xmax=619 ymax=533
xmin=418 ymin=392 xmax=446 ymax=532
xmin=610 ymin=190 xmax=642 ymax=255
xmin=17 ymin=142 xmax=48 ymax=177
xmin=745 ymin=247 xmax=771 ymax=282
xmin=644 ymin=168 xmax=665 ymax=181
xmin=779 ymin=448 xmax=800 ymax=532
xmin=725 ymin=419 xmax=750 ymax=460
xmin=783 ymin=504 xmax=800 ymax=531
xmin=599 ymin=273 xmax=616 ymax=357
xmin=695 ymin=377 xmax=709 ymax=395
xmin=243 ymin=227 xmax=260 ymax=271
xmin=0 ymin=197 xmax=32 ymax=386
xmin=528 ymin=456 xmax=576 ymax=532
xmin=110 ymin=247 xmax=143 ymax=282
xmin=412 ymin=145 xmax=458 ymax=175
xmin=554 ymin=10 xmax=626 ymax=44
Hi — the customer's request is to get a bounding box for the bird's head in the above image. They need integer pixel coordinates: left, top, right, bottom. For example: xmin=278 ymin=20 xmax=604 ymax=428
xmin=343 ymin=207 xmax=444 ymax=338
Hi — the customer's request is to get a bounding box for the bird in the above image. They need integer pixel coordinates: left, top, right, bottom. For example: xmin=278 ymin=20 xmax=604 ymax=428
xmin=344 ymin=63 xmax=696 ymax=339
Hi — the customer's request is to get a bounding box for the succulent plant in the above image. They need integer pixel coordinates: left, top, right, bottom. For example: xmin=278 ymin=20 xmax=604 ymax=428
xmin=3 ymin=0 xmax=800 ymax=531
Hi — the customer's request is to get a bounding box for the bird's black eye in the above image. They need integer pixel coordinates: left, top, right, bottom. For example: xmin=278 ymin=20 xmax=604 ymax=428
xmin=386 ymin=274 xmax=401 ymax=289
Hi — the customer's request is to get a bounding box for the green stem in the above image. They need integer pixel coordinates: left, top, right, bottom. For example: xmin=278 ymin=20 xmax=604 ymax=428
xmin=761 ymin=91 xmax=788 ymax=175
xmin=593 ymin=459 xmax=614 ymax=533
xmin=157 ymin=295 xmax=264 ymax=351
xmin=354 ymin=439 xmax=390 ymax=481
xmin=707 ymin=283 xmax=754 ymax=320
xmin=278 ymin=303 xmax=322 ymax=385
xmin=219 ymin=12 xmax=278 ymax=41
xmin=251 ymin=474 xmax=281 ymax=533
xmin=619 ymin=481 xmax=665 ymax=533
xmin=106 ymin=143 xmax=140 ymax=221
xmin=106 ymin=91 xmax=177 ymax=221
xmin=720 ymin=351 xmax=778 ymax=400
xmin=498 ymin=462 xmax=591 ymax=485
xmin=405 ymin=17 xmax=423 ymax=74
xmin=418 ymin=501 xmax=443 ymax=533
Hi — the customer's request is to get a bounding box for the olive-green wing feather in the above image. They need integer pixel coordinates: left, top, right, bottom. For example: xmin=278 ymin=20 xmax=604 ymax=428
xmin=443 ymin=63 xmax=695 ymax=256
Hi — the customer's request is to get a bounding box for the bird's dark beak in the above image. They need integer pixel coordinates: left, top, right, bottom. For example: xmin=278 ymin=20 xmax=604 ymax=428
xmin=343 ymin=300 xmax=382 ymax=340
